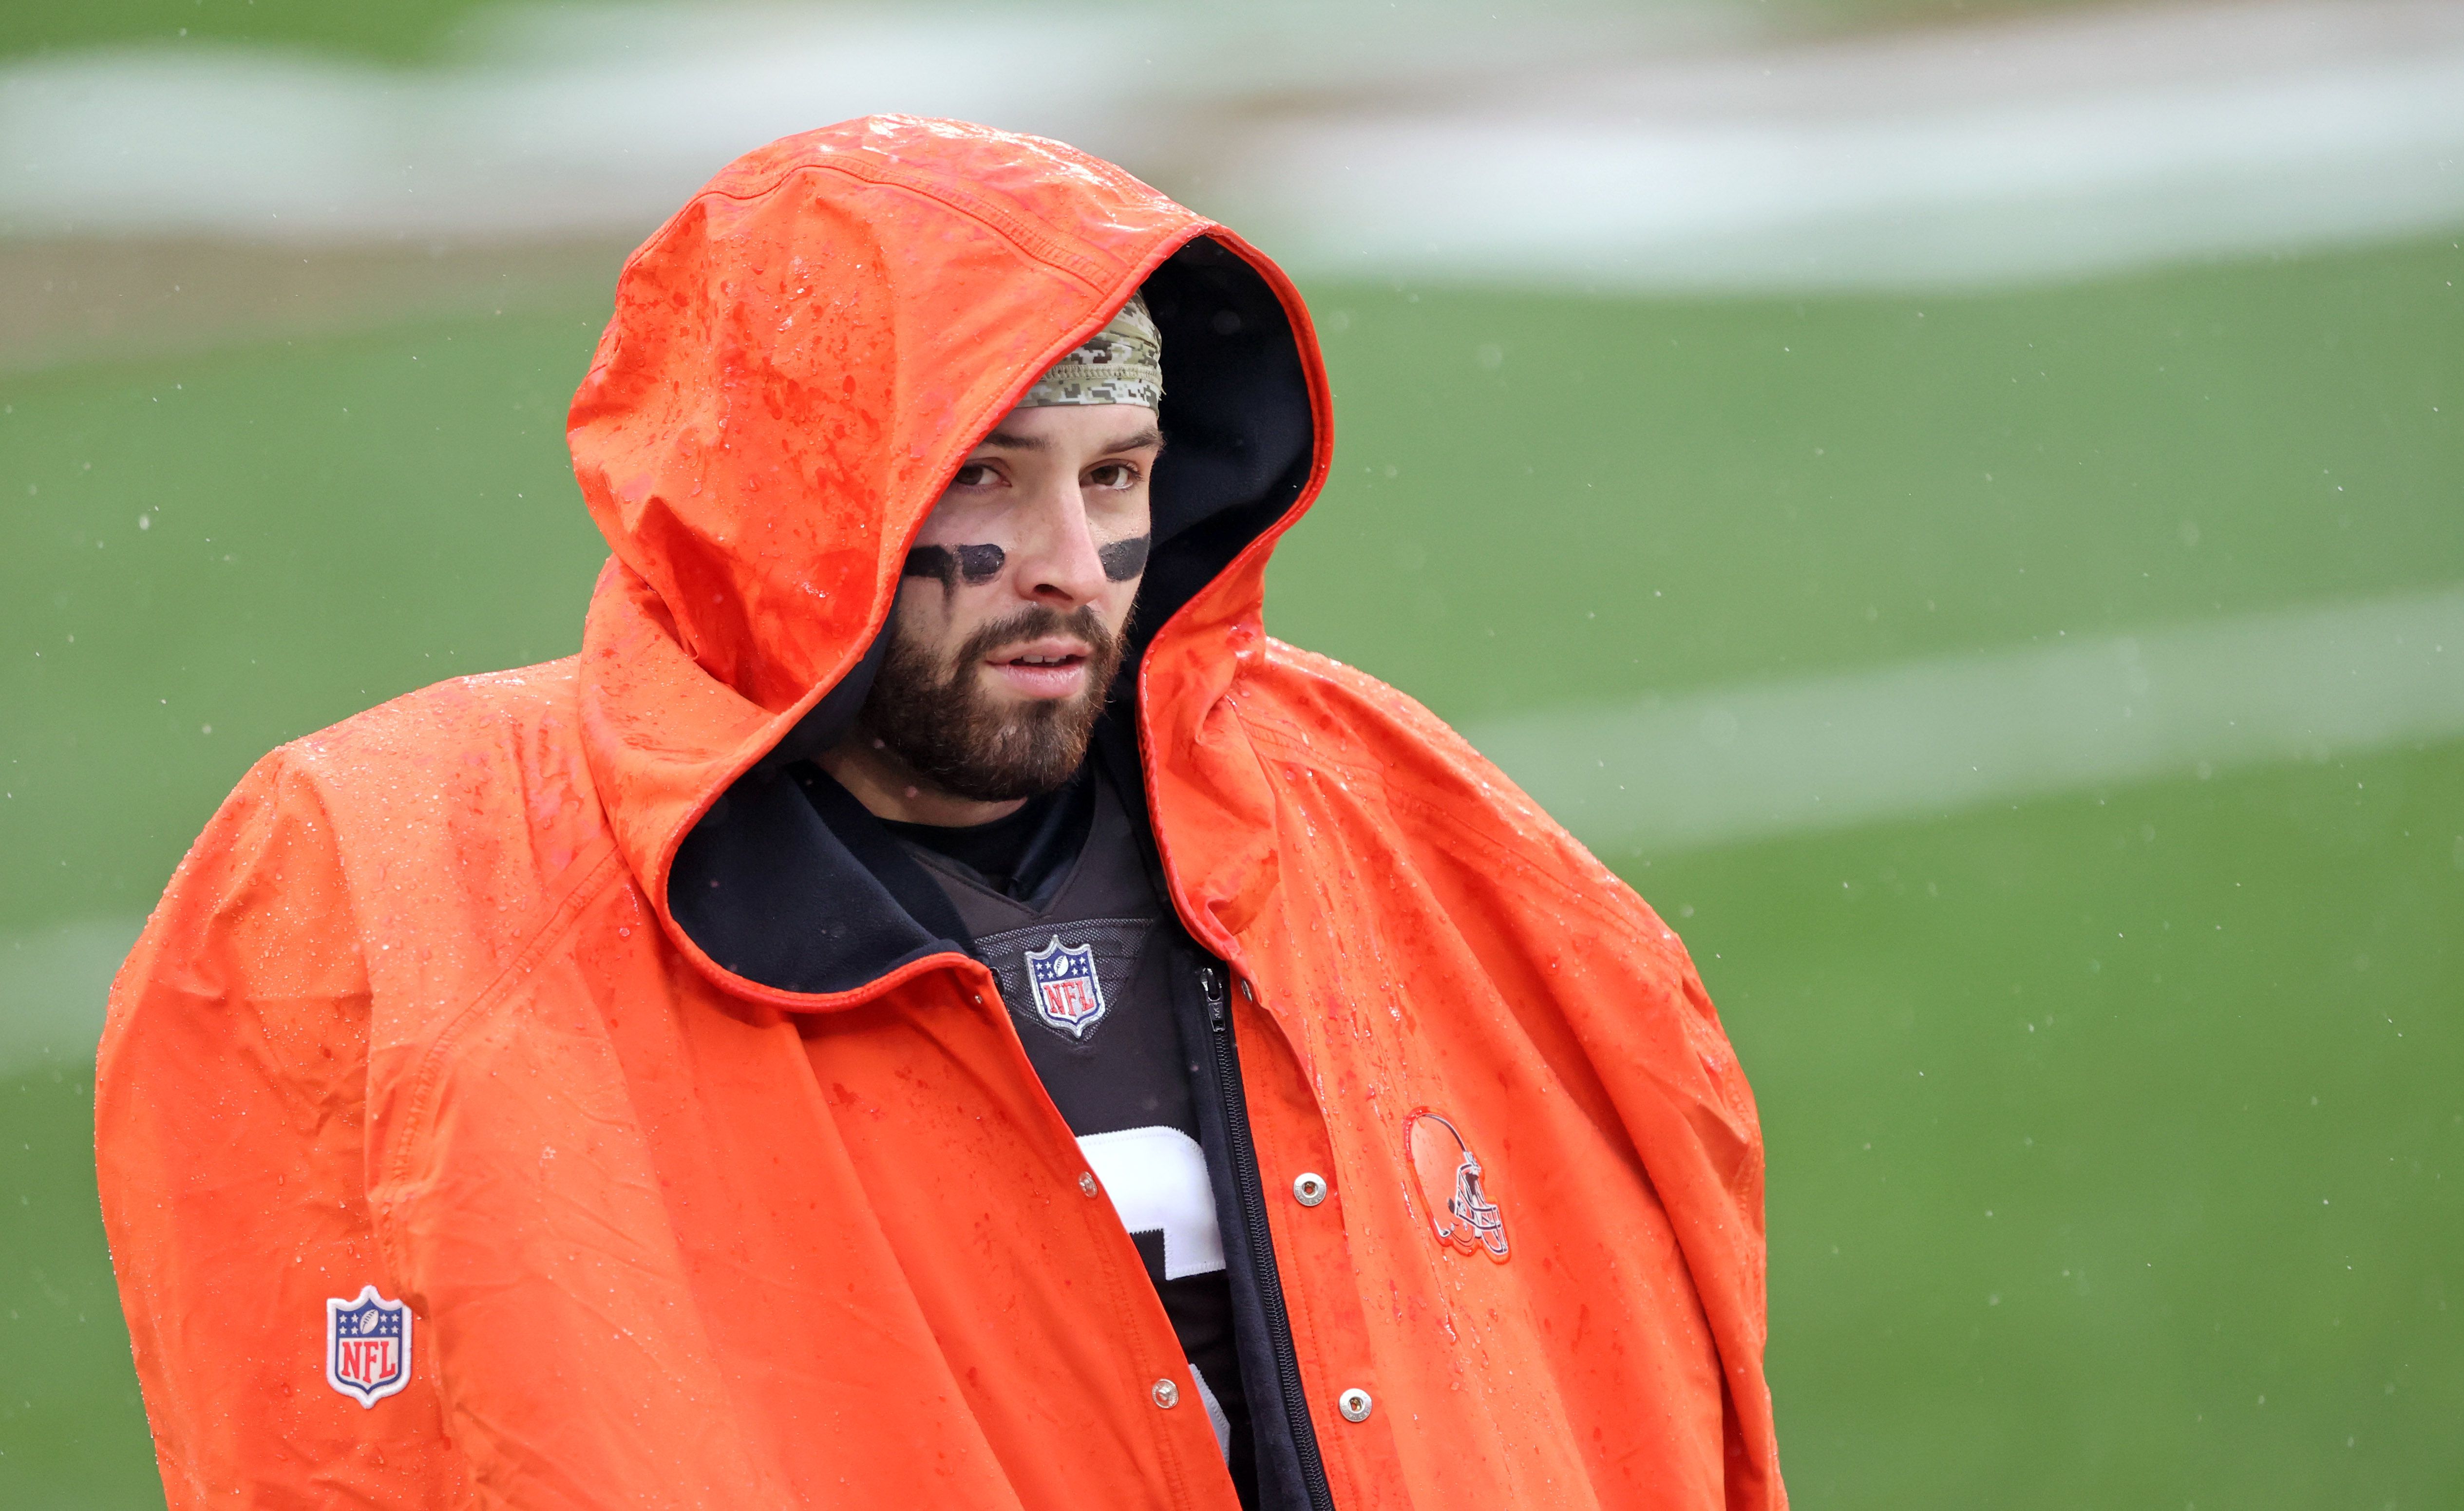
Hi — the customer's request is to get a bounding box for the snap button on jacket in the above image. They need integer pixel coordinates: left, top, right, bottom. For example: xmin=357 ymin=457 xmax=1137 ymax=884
xmin=96 ymin=116 xmax=1783 ymax=1511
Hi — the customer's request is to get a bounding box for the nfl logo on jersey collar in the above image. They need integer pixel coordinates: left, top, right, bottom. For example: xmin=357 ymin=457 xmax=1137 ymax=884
xmin=1025 ymin=935 xmax=1107 ymax=1039
xmin=326 ymin=1284 xmax=412 ymax=1406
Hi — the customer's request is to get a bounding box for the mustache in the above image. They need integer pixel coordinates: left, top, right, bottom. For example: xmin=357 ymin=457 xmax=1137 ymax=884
xmin=954 ymin=602 xmax=1124 ymax=669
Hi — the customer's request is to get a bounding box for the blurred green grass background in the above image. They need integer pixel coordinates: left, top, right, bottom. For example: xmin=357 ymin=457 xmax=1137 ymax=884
xmin=4 ymin=120 xmax=2461 ymax=1511
xmin=0 ymin=0 xmax=2116 ymax=65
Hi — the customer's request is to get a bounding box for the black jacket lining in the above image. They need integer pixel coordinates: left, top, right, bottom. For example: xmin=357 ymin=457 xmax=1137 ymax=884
xmin=666 ymin=232 xmax=1313 ymax=996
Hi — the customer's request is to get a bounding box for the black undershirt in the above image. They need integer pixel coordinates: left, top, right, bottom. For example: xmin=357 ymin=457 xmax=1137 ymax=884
xmin=877 ymin=773 xmax=1092 ymax=901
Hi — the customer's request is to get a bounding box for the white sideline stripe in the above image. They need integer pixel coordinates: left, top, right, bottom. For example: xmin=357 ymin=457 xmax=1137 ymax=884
xmin=1220 ymin=0 xmax=2464 ymax=292
xmin=0 ymin=916 xmax=139 ymax=1080
xmin=0 ymin=1 xmax=1698 ymax=245
xmin=3 ymin=0 xmax=2462 ymax=291
xmin=1464 ymin=586 xmax=2464 ymax=857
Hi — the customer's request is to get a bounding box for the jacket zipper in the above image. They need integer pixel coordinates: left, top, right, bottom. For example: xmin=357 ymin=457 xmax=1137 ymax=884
xmin=1199 ymin=964 xmax=1336 ymax=1511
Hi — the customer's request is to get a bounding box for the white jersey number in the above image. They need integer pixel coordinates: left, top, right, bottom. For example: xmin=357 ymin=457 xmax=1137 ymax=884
xmin=1076 ymin=1126 xmax=1225 ymax=1280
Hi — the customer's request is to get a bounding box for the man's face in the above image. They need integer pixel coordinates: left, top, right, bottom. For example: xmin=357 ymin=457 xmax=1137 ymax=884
xmin=856 ymin=402 xmax=1160 ymax=803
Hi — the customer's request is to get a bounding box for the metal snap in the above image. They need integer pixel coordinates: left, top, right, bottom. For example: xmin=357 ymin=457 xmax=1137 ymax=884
xmin=1152 ymin=1378 xmax=1180 ymax=1409
xmin=1337 ymin=1387 xmax=1372 ymax=1423
xmin=1292 ymin=1172 xmax=1329 ymax=1207
xmin=1078 ymin=1172 xmax=1099 ymax=1198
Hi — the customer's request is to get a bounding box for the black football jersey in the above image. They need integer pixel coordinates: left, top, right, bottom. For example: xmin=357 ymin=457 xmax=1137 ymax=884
xmin=891 ymin=772 xmax=1256 ymax=1499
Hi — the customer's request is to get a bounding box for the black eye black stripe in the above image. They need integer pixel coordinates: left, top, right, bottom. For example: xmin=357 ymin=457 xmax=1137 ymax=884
xmin=901 ymin=535 xmax=1151 ymax=588
xmin=901 ymin=543 xmax=1006 ymax=589
xmin=1098 ymin=535 xmax=1149 ymax=582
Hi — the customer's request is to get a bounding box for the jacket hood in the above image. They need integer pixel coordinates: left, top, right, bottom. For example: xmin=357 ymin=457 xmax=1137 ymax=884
xmin=568 ymin=116 xmax=1330 ymax=1005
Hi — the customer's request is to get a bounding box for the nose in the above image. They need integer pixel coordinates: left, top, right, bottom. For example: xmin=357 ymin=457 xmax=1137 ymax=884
xmin=1009 ymin=475 xmax=1109 ymax=608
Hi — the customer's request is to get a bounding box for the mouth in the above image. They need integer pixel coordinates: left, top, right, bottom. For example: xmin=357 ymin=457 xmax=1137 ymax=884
xmin=983 ymin=637 xmax=1095 ymax=699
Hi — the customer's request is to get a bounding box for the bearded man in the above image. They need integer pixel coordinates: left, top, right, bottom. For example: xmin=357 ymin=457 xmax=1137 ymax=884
xmin=96 ymin=117 xmax=1783 ymax=1511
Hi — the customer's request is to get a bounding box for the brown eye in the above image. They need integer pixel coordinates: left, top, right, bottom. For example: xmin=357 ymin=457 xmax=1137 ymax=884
xmin=1087 ymin=462 xmax=1137 ymax=490
xmin=953 ymin=462 xmax=1001 ymax=487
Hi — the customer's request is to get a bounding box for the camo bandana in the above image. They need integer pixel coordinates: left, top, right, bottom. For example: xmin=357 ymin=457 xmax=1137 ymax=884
xmin=1020 ymin=292 xmax=1163 ymax=408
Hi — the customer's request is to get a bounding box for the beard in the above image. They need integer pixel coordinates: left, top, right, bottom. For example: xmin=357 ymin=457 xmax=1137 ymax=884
xmin=857 ymin=600 xmax=1127 ymax=803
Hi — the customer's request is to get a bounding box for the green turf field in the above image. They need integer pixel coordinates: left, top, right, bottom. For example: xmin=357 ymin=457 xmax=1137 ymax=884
xmin=4 ymin=229 xmax=2459 ymax=1505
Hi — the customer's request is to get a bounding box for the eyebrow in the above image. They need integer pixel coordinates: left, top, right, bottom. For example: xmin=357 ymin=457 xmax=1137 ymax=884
xmin=977 ymin=424 xmax=1165 ymax=455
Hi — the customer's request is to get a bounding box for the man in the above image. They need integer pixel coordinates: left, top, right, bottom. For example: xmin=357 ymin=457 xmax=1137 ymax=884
xmin=97 ymin=117 xmax=1782 ymax=1510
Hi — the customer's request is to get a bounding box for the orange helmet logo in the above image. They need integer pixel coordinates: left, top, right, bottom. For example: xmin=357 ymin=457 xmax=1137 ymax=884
xmin=1405 ymin=1110 xmax=1508 ymax=1262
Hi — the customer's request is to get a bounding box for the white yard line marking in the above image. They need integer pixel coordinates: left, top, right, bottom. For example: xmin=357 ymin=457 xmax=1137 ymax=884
xmin=1465 ymin=586 xmax=2464 ymax=855
xmin=0 ymin=916 xmax=140 ymax=1079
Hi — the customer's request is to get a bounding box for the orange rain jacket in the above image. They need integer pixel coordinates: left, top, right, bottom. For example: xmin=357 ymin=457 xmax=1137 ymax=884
xmin=97 ymin=117 xmax=1783 ymax=1511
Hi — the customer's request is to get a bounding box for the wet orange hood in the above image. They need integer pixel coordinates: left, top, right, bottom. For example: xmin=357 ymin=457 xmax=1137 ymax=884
xmin=565 ymin=116 xmax=1331 ymax=998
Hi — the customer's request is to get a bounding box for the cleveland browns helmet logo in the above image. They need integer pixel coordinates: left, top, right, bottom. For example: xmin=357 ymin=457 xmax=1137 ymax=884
xmin=1404 ymin=1109 xmax=1508 ymax=1261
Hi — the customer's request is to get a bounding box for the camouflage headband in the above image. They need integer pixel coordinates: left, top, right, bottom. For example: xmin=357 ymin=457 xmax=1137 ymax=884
xmin=1020 ymin=291 xmax=1163 ymax=408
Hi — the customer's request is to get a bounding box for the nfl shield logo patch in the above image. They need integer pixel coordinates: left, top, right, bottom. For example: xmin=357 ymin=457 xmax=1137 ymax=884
xmin=1025 ymin=934 xmax=1108 ymax=1040
xmin=325 ymin=1284 xmax=412 ymax=1407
